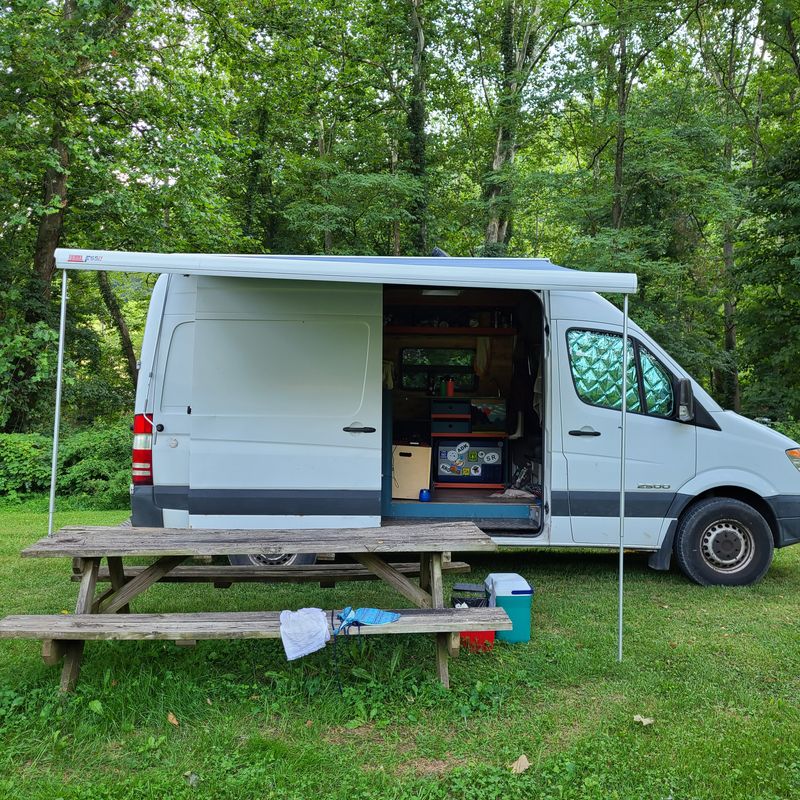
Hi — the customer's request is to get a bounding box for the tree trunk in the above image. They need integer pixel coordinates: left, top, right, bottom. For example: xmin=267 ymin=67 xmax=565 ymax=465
xmin=243 ymin=109 xmax=268 ymax=240
xmin=407 ymin=0 xmax=427 ymax=255
xmin=484 ymin=0 xmax=517 ymax=251
xmin=612 ymin=14 xmax=628 ymax=229
xmin=784 ymin=14 xmax=800 ymax=85
xmin=97 ymin=271 xmax=139 ymax=390
xmin=318 ymin=118 xmax=333 ymax=254
xmin=391 ymin=141 xmax=401 ymax=255
xmin=722 ymin=290 xmax=740 ymax=411
xmin=32 ymin=126 xmax=69 ymax=306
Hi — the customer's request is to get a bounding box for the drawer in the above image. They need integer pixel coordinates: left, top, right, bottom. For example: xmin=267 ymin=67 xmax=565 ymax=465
xmin=431 ymin=399 xmax=471 ymax=415
xmin=431 ymin=419 xmax=471 ymax=434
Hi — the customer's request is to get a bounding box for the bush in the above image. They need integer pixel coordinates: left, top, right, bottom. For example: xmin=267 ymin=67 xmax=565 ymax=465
xmin=0 ymin=418 xmax=132 ymax=509
xmin=56 ymin=419 xmax=132 ymax=508
xmin=0 ymin=434 xmax=52 ymax=495
xmin=773 ymin=418 xmax=800 ymax=444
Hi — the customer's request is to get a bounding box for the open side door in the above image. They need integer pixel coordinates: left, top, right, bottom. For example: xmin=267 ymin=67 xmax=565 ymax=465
xmin=187 ymin=277 xmax=383 ymax=529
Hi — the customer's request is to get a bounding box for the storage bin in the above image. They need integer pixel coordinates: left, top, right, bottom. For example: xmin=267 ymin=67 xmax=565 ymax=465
xmin=431 ymin=419 xmax=471 ymax=434
xmin=484 ymin=573 xmax=533 ymax=643
xmin=431 ymin=399 xmax=471 ymax=415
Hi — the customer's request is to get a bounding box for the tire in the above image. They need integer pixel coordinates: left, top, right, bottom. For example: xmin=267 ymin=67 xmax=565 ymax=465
xmin=228 ymin=553 xmax=317 ymax=567
xmin=674 ymin=497 xmax=774 ymax=586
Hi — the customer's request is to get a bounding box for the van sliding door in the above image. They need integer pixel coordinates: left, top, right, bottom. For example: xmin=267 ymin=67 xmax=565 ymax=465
xmin=188 ymin=277 xmax=383 ymax=529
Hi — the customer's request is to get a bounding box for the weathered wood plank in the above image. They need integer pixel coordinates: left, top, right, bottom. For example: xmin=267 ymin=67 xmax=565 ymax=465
xmin=60 ymin=558 xmax=99 ymax=692
xmin=76 ymin=561 xmax=471 ymax=585
xmin=447 ymin=632 xmax=461 ymax=658
xmin=352 ymin=553 xmax=432 ymax=608
xmin=100 ymin=555 xmax=186 ymax=614
xmin=42 ymin=639 xmax=65 ymax=666
xmin=428 ymin=553 xmax=450 ymax=687
xmin=419 ymin=553 xmax=431 ymax=593
xmin=436 ymin=632 xmax=450 ymax=689
xmin=90 ymin=585 xmax=116 ymax=613
xmin=75 ymin=558 xmax=100 ymax=613
xmin=106 ymin=557 xmax=129 ymax=613
xmin=429 ymin=553 xmax=444 ymax=608
xmin=0 ymin=608 xmax=512 ymax=640
xmin=23 ymin=522 xmax=497 ymax=558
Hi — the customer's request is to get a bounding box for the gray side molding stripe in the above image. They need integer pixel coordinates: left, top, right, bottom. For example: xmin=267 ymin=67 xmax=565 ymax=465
xmin=551 ymin=490 xmax=691 ymax=518
xmin=147 ymin=486 xmax=381 ymax=516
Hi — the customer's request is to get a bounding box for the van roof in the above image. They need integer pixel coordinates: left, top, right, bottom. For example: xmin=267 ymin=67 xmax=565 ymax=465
xmin=54 ymin=250 xmax=637 ymax=294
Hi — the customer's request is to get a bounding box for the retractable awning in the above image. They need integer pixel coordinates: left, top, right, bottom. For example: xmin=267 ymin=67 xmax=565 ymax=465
xmin=54 ymin=250 xmax=638 ymax=294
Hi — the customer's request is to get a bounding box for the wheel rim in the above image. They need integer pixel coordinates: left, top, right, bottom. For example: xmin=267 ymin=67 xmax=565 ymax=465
xmin=246 ymin=553 xmax=299 ymax=567
xmin=699 ymin=519 xmax=755 ymax=574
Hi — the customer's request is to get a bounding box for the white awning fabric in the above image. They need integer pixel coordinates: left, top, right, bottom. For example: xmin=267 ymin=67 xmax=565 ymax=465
xmin=54 ymin=249 xmax=638 ymax=294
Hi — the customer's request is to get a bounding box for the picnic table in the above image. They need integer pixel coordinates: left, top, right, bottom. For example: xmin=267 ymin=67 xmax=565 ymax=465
xmin=0 ymin=522 xmax=511 ymax=691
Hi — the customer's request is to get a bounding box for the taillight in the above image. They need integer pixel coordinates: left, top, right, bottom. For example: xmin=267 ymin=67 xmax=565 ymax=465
xmin=132 ymin=413 xmax=153 ymax=485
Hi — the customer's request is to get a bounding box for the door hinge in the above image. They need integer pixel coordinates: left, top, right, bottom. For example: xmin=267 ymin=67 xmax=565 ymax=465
xmin=187 ymin=405 xmax=192 ymax=415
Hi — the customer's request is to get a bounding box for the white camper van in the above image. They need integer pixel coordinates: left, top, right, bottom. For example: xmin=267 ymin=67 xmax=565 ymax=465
xmin=57 ymin=250 xmax=800 ymax=587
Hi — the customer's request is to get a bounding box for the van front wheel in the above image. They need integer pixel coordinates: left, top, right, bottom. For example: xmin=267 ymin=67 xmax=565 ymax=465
xmin=674 ymin=498 xmax=773 ymax=586
xmin=228 ymin=553 xmax=317 ymax=568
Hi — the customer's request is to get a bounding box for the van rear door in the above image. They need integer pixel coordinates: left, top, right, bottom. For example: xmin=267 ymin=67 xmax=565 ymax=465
xmin=187 ymin=277 xmax=383 ymax=528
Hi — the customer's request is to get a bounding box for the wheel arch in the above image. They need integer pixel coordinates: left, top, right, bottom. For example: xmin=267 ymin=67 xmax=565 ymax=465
xmin=650 ymin=484 xmax=780 ymax=572
xmin=676 ymin=486 xmax=780 ymax=548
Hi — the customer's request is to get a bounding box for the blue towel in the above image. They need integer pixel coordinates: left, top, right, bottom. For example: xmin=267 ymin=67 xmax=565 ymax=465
xmin=333 ymin=606 xmax=400 ymax=636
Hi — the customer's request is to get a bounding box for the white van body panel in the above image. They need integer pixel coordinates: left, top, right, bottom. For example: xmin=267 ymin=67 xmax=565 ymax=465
xmin=186 ymin=277 xmax=383 ymax=528
xmin=690 ymin=413 xmax=799 ymax=498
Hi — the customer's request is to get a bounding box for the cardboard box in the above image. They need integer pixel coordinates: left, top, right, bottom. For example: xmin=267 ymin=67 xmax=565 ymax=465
xmin=391 ymin=445 xmax=431 ymax=500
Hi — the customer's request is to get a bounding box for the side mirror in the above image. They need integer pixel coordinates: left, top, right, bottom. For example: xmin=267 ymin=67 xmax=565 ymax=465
xmin=678 ymin=378 xmax=695 ymax=422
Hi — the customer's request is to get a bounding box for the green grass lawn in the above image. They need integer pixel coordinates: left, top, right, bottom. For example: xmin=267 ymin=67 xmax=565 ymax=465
xmin=0 ymin=508 xmax=798 ymax=800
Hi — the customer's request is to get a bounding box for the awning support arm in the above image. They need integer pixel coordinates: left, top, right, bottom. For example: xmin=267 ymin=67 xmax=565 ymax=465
xmin=48 ymin=269 xmax=68 ymax=537
xmin=618 ymin=294 xmax=629 ymax=662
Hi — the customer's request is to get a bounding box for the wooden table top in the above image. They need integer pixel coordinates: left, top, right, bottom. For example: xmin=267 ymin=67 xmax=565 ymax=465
xmin=22 ymin=521 xmax=498 ymax=558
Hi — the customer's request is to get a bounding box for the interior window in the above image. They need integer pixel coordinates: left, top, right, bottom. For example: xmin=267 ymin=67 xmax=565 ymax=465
xmin=640 ymin=347 xmax=674 ymax=416
xmin=400 ymin=347 xmax=476 ymax=391
xmin=566 ymin=330 xmax=640 ymax=412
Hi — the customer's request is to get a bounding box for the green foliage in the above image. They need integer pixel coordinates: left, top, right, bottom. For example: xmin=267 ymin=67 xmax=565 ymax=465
xmin=0 ymin=434 xmax=51 ymax=495
xmin=0 ymin=0 xmax=798 ymax=428
xmin=0 ymin=419 xmax=131 ymax=508
xmin=55 ymin=418 xmax=131 ymax=508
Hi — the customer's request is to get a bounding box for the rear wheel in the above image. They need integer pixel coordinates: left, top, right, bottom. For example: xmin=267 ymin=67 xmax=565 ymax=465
xmin=674 ymin=497 xmax=773 ymax=586
xmin=228 ymin=553 xmax=317 ymax=567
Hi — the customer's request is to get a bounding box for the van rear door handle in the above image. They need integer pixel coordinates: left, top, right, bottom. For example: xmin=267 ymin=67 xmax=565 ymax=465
xmin=343 ymin=425 xmax=377 ymax=433
xmin=569 ymin=428 xmax=601 ymax=437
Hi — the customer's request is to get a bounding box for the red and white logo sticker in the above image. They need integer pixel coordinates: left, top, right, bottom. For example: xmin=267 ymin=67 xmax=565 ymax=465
xmin=67 ymin=254 xmax=83 ymax=262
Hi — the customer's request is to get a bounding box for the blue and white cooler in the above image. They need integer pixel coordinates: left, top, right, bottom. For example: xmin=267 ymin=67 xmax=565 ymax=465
xmin=484 ymin=573 xmax=534 ymax=643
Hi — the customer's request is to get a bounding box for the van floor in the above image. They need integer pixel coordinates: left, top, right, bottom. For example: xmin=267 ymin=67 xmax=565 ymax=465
xmin=393 ymin=489 xmax=532 ymax=505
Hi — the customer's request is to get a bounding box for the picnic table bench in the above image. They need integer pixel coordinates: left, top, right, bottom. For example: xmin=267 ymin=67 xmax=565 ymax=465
xmin=0 ymin=522 xmax=511 ymax=692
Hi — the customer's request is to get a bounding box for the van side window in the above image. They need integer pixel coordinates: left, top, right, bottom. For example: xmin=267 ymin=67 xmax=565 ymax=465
xmin=639 ymin=347 xmax=674 ymax=416
xmin=567 ymin=330 xmax=640 ymax=412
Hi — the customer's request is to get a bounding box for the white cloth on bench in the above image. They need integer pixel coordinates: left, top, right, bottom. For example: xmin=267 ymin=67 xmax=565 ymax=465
xmin=279 ymin=608 xmax=330 ymax=661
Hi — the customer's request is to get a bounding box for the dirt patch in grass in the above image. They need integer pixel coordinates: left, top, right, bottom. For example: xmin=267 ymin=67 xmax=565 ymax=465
xmin=323 ymin=722 xmax=415 ymax=755
xmin=396 ymin=755 xmax=467 ymax=777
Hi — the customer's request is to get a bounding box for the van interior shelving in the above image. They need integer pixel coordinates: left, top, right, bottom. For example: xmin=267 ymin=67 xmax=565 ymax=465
xmin=381 ymin=285 xmax=544 ymax=532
